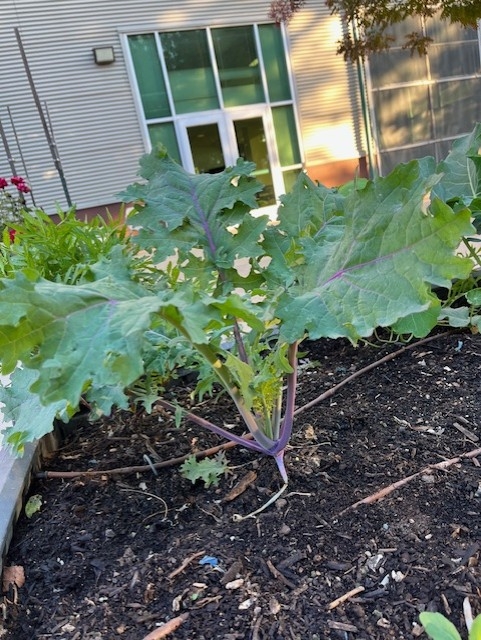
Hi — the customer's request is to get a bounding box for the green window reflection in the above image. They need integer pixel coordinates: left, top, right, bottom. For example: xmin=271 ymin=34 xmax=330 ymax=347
xmin=369 ymin=49 xmax=428 ymax=85
xmin=160 ymin=30 xmax=219 ymax=114
xmin=212 ymin=26 xmax=264 ymax=107
xmin=272 ymin=106 xmax=301 ymax=166
xmin=148 ymin=123 xmax=181 ymax=164
xmin=128 ymin=35 xmax=170 ymax=119
xmin=282 ymin=168 xmax=302 ymax=193
xmin=259 ymin=24 xmax=291 ymax=102
xmin=234 ymin=117 xmax=276 ymax=206
xmin=433 ymin=78 xmax=481 ymax=138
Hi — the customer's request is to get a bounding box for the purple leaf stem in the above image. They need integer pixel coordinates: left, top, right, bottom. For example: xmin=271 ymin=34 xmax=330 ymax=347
xmin=273 ymin=341 xmax=299 ymax=453
xmin=156 ymin=398 xmax=266 ymax=453
xmin=232 ymin=320 xmax=249 ymax=364
xmin=274 ymin=451 xmax=288 ymax=484
xmin=190 ymin=184 xmax=249 ymax=364
xmin=190 ymin=186 xmax=217 ymax=260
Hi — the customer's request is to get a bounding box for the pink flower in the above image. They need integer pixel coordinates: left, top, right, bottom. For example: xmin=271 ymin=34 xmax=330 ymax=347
xmin=10 ymin=176 xmax=30 ymax=194
xmin=0 ymin=178 xmax=8 ymax=189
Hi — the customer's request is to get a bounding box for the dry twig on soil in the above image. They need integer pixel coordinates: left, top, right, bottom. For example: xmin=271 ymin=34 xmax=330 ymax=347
xmin=339 ymin=446 xmax=481 ymax=515
xmin=36 ymin=439 xmax=244 ymax=480
xmin=328 ymin=585 xmax=365 ymax=610
xmin=167 ymin=550 xmax=206 ymax=580
xmin=141 ymin=613 xmax=189 ymax=639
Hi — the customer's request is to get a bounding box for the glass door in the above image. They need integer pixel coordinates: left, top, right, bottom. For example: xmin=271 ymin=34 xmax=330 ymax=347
xmin=178 ymin=115 xmax=231 ymax=175
xmin=178 ymin=108 xmax=282 ymax=210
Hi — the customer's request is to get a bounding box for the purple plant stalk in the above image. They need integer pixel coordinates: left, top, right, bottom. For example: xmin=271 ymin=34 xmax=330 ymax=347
xmin=156 ymin=341 xmax=299 ymax=484
xmin=166 ymin=194 xmax=300 ymax=482
xmin=189 ymin=192 xmax=252 ymax=363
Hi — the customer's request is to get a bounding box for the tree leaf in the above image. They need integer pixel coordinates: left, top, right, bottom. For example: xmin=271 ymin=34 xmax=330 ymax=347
xmin=419 ymin=612 xmax=462 ymax=640
xmin=276 ymin=159 xmax=473 ymax=342
xmin=2 ymin=565 xmax=25 ymax=590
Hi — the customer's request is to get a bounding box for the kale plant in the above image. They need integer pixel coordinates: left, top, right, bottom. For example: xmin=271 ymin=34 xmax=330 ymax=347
xmin=0 ymin=130 xmax=476 ymax=493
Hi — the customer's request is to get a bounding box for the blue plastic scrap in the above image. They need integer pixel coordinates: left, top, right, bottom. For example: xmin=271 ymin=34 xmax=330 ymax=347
xmin=199 ymin=555 xmax=219 ymax=567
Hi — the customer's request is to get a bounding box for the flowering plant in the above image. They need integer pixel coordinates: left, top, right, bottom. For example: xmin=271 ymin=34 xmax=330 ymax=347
xmin=0 ymin=176 xmax=31 ymax=241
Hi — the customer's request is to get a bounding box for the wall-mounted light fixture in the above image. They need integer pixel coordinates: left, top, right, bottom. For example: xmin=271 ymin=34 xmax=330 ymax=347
xmin=93 ymin=46 xmax=115 ymax=65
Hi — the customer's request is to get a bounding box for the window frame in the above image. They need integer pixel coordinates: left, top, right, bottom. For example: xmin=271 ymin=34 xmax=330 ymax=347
xmin=121 ymin=23 xmax=303 ymax=206
xmin=365 ymin=16 xmax=481 ymax=174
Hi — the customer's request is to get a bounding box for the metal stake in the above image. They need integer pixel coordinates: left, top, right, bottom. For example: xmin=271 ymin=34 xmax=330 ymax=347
xmin=14 ymin=27 xmax=72 ymax=207
xmin=7 ymin=106 xmax=37 ymax=206
xmin=0 ymin=116 xmax=17 ymax=175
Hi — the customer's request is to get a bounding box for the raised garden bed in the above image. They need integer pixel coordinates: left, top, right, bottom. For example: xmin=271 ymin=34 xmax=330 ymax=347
xmin=2 ymin=126 xmax=481 ymax=640
xmin=2 ymin=332 xmax=480 ymax=639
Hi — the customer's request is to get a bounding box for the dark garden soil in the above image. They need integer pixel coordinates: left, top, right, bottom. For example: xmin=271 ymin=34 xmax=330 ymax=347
xmin=2 ymin=331 xmax=481 ymax=640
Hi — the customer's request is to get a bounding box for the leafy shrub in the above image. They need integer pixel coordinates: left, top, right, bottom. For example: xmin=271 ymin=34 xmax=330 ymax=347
xmin=2 ymin=206 xmax=137 ymax=283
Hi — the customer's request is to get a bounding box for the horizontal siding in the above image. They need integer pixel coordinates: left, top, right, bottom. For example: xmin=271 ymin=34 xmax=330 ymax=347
xmin=287 ymin=5 xmax=365 ymax=166
xmin=1 ymin=1 xmax=362 ymax=211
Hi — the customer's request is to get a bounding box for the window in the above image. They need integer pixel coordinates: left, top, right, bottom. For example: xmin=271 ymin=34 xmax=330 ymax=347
xmin=126 ymin=24 xmax=302 ymax=209
xmin=367 ymin=16 xmax=481 ymax=173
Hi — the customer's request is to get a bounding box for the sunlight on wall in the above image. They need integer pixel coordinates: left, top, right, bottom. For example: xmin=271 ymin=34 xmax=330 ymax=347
xmin=304 ymin=123 xmax=360 ymax=162
xmin=42 ymin=169 xmax=58 ymax=180
xmin=288 ymin=9 xmax=363 ymax=165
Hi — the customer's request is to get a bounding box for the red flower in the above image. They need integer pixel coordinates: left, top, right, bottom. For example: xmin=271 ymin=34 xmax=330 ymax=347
xmin=8 ymin=229 xmax=16 ymax=242
xmin=9 ymin=176 xmax=30 ymax=194
xmin=0 ymin=178 xmax=8 ymax=189
xmin=10 ymin=176 xmax=30 ymax=193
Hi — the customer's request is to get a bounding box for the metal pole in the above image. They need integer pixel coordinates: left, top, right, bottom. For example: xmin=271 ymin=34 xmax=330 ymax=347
xmin=351 ymin=21 xmax=377 ymax=179
xmin=14 ymin=27 xmax=72 ymax=207
xmin=0 ymin=116 xmax=17 ymax=175
xmin=355 ymin=56 xmax=376 ymax=179
xmin=7 ymin=106 xmax=37 ymax=206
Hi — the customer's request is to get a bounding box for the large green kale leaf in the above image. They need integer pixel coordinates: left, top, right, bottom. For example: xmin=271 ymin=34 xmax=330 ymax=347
xmin=0 ymin=367 xmax=67 ymax=453
xmin=120 ymin=151 xmax=267 ymax=269
xmin=0 ymin=272 xmax=222 ymax=413
xmin=274 ymin=159 xmax=474 ymax=342
xmin=0 ymin=274 xmax=163 ymax=410
xmin=434 ymin=124 xmax=481 ymax=207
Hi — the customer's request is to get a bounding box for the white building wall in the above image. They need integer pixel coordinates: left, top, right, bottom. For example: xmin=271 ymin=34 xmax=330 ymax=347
xmin=0 ymin=1 xmax=362 ymax=212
